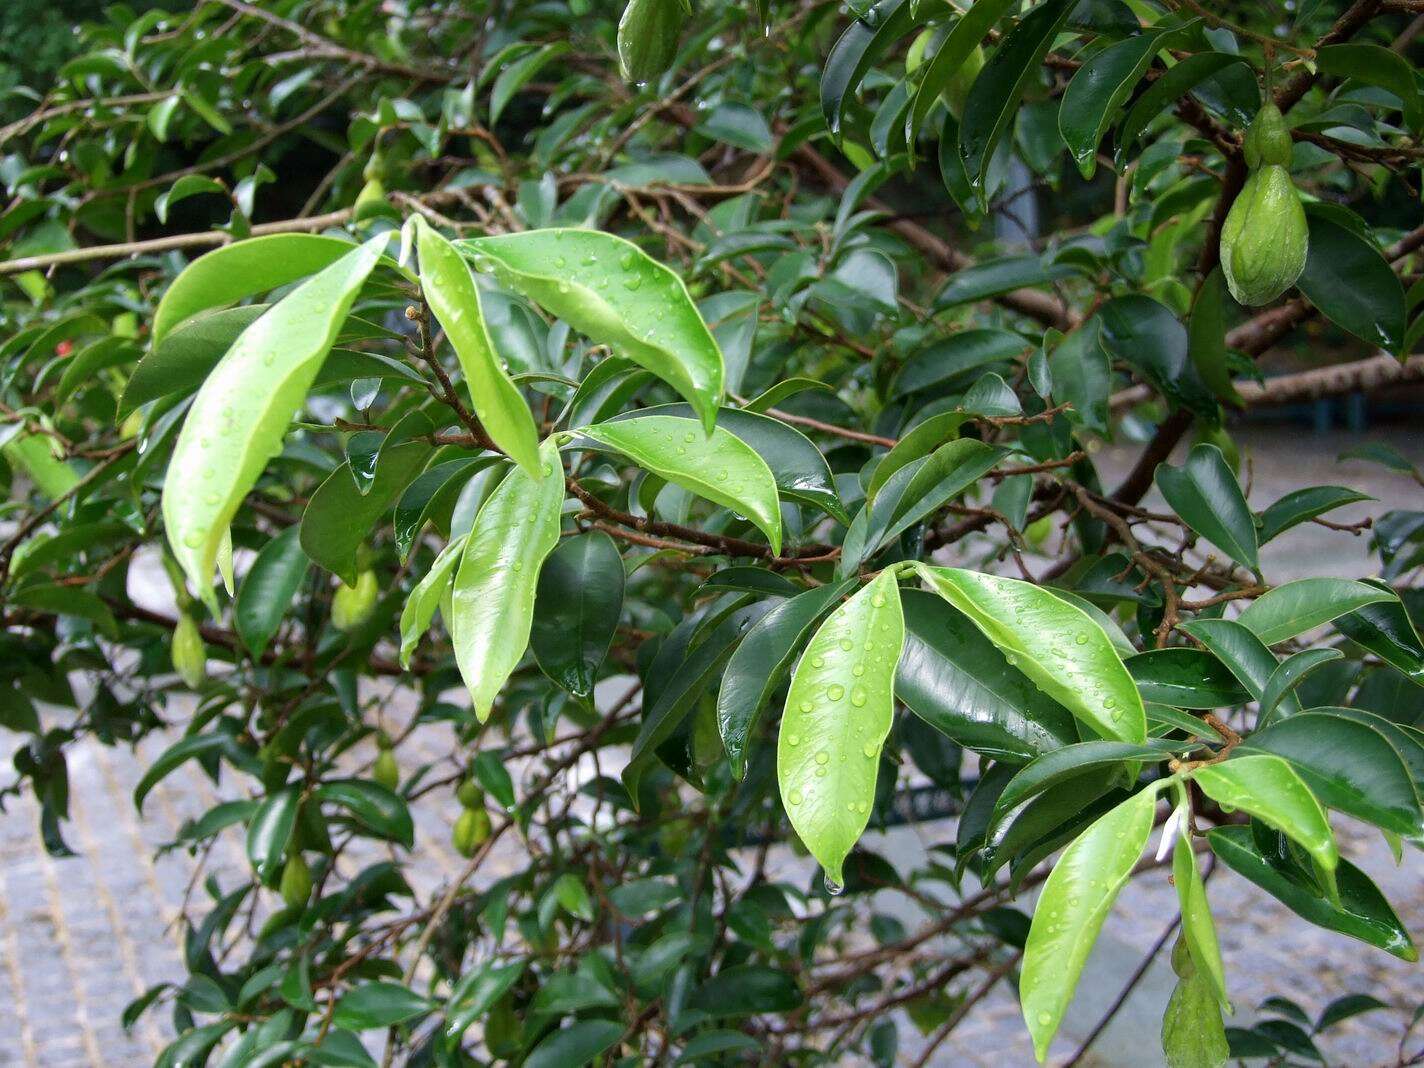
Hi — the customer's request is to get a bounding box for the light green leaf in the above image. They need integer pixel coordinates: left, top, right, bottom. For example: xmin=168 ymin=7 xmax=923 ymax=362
xmin=1192 ymin=754 xmax=1338 ymax=893
xmin=915 ymin=564 xmax=1146 ymax=743
xmin=1173 ymin=834 xmax=1228 ymax=1014
xmin=414 ymin=218 xmax=541 ymax=478
xmin=162 ymin=234 xmax=390 ymax=606
xmin=1236 ymin=578 xmax=1394 ymax=645
xmin=398 ymin=533 xmax=468 ymax=668
xmin=461 ymin=230 xmax=724 ymax=430
xmin=1021 ymin=786 xmax=1159 ymax=1061
xmin=777 ymin=570 xmax=904 ymax=887
xmin=151 ymin=234 xmax=357 ymax=345
xmin=450 ymin=439 xmax=565 ymax=720
xmin=580 ymin=415 xmax=782 ymax=555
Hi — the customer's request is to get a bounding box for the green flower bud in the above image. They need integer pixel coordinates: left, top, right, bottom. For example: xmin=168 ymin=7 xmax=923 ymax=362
xmin=1219 ymin=165 xmax=1308 ymax=307
xmin=171 ymin=612 xmax=206 ymax=689
xmin=452 ymin=807 xmax=491 ymax=856
xmin=279 ymin=853 xmax=312 ymax=908
xmin=456 ymin=777 xmax=484 ymax=810
xmin=617 ymin=0 xmax=681 ymax=84
xmin=373 ymin=748 xmax=400 ymax=792
xmin=1243 ymin=102 xmax=1293 ymax=171
xmin=331 ymin=570 xmax=378 ymax=632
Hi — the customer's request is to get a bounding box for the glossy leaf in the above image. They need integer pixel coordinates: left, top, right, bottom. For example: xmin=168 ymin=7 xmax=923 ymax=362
xmin=820 ymin=0 xmax=915 ymax=135
xmin=958 ymin=0 xmax=1076 ymax=201
xmin=1125 ymin=648 xmax=1250 ymax=710
xmin=1116 ymin=53 xmax=1250 ymax=164
xmin=1257 ymin=486 xmax=1372 ymax=544
xmin=151 ymin=234 xmax=356 ymax=345
xmin=1316 ymin=43 xmax=1423 ymax=131
xmin=995 ymin=741 xmax=1172 ymax=816
xmin=1237 ymin=578 xmax=1394 ymax=645
xmin=246 ymin=786 xmax=299 ymax=883
xmin=1240 ymin=711 xmax=1423 ymax=838
xmin=301 ymin=439 xmax=434 ymax=586
xmin=332 ymin=982 xmax=431 ymax=1030
xmin=450 ymin=440 xmax=566 ymax=721
xmin=581 ymin=415 xmax=782 ymax=554
xmin=891 ymin=328 xmax=1028 ymax=398
xmin=1193 ymin=755 xmax=1338 ymax=887
xmin=443 ymin=961 xmax=525 ymax=1044
xmin=162 ymin=234 xmax=390 ymax=606
xmin=896 ymin=589 xmax=1079 ymax=761
xmin=777 ymin=570 xmax=904 ymax=887
xmin=915 ymin=564 xmax=1146 ymax=743
xmin=1155 ymin=444 xmax=1259 ymax=572
xmin=530 ymin=531 xmax=625 ymax=699
xmin=1260 ymin=648 xmax=1344 ymax=721
xmin=906 ymin=0 xmax=1015 ymax=144
xmin=635 ymin=402 xmax=846 ymax=523
xmin=1173 ymin=834 xmax=1228 ymax=1013
xmin=1059 ymin=30 xmax=1167 ymax=178
xmin=415 ymin=218 xmax=541 ymax=478
xmin=462 ymin=230 xmax=724 ymax=430
xmin=718 ymin=577 xmax=856 ymax=778
xmin=1297 ymin=210 xmax=1406 ymax=353
xmin=1021 ymin=786 xmax=1158 ymax=1061
xmin=934 ymin=255 xmax=1076 ymax=311
xmin=398 ymin=533 xmax=468 ymax=668
xmin=314 ymin=779 xmax=415 ymax=847
xmin=1208 ymin=826 xmax=1417 ymax=961
xmin=235 ymin=526 xmax=310 ymax=657
xmin=1178 ymin=619 xmax=1293 ymax=717
xmin=1333 ymin=587 xmax=1424 ymax=684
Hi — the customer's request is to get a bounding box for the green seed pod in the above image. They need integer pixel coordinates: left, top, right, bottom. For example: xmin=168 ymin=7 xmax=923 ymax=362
xmin=452 ymin=807 xmax=491 ymax=857
xmin=456 ymin=777 xmax=484 ymax=810
xmin=279 ymin=853 xmax=312 ymax=908
xmin=372 ymin=748 xmax=400 ymax=792
xmin=171 ymin=612 xmax=206 ymax=689
xmin=353 ymin=177 xmax=387 ymax=221
xmin=1243 ymin=102 xmax=1293 ymax=171
xmin=1219 ymin=165 xmax=1308 ymax=307
xmin=331 ymin=570 xmax=378 ymax=632
xmin=617 ymin=0 xmax=681 ymax=84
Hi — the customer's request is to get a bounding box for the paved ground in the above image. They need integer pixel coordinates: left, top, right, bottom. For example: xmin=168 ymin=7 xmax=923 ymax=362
xmin=1 ymin=425 xmax=1421 ymax=1067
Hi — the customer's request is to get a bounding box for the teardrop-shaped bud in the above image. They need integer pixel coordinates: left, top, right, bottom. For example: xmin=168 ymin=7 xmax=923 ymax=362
xmin=456 ymin=777 xmax=485 ymax=809
xmin=331 ymin=570 xmax=378 ymax=632
xmin=372 ymin=749 xmax=400 ymax=792
xmin=452 ymin=807 xmax=491 ymax=856
xmin=279 ymin=853 xmax=312 ymax=908
xmin=1219 ymin=166 xmax=1308 ymax=307
xmin=171 ymin=612 xmax=206 ymax=689
xmin=617 ymin=0 xmax=682 ymax=84
xmin=1243 ymin=102 xmax=1293 ymax=170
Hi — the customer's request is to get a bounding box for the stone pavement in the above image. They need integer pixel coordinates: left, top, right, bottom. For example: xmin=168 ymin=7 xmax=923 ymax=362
xmin=2 ymin=426 xmax=1422 ymax=1067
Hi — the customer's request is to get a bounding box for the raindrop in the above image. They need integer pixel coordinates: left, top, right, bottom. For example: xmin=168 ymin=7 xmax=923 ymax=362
xmin=862 ymin=741 xmax=877 ymax=758
xmin=1075 ymin=632 xmax=1089 ymax=645
xmin=623 ymin=274 xmax=643 ymax=291
xmin=827 ymin=684 xmax=845 ymax=701
xmin=824 ymin=876 xmax=844 ymax=896
xmin=815 ymin=750 xmax=829 ymax=766
xmin=811 ymin=656 xmax=824 ymax=668
xmin=871 ymin=592 xmax=886 ymax=607
xmin=838 ymin=638 xmax=853 ymax=651
xmin=851 ymin=664 xmax=865 ymax=677
xmin=787 ymin=733 xmax=800 ymax=746
xmin=850 ymin=686 xmax=867 ymax=707
xmin=619 ymin=252 xmax=636 ymax=270
xmin=788 ymin=789 xmax=803 ymax=805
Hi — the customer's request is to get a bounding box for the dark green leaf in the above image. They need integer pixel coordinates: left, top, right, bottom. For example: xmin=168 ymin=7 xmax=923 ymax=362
xmin=531 ymin=531 xmax=625 ymax=699
xmin=1155 ymin=444 xmax=1258 ymax=571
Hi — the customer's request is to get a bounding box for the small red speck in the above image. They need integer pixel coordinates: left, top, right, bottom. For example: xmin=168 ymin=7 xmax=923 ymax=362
xmin=55 ymin=340 xmax=73 ymax=358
